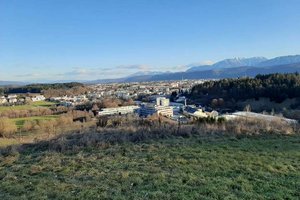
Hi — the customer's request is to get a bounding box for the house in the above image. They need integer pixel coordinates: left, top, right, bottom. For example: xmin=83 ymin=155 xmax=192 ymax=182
xmin=0 ymin=96 xmax=7 ymax=104
xmin=7 ymin=94 xmax=17 ymax=99
xmin=31 ymin=95 xmax=46 ymax=102
xmin=7 ymin=95 xmax=18 ymax=104
xmin=183 ymin=106 xmax=208 ymax=118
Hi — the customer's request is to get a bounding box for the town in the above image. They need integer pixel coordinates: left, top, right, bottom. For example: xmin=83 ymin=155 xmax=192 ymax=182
xmin=0 ymin=80 xmax=211 ymax=124
xmin=1 ymin=78 xmax=297 ymax=128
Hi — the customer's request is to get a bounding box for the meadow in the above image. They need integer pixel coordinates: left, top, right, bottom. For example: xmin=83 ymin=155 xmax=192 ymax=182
xmin=11 ymin=115 xmax=59 ymax=128
xmin=0 ymin=133 xmax=299 ymax=199
xmin=0 ymin=101 xmax=56 ymax=112
xmin=0 ymin=109 xmax=299 ymax=199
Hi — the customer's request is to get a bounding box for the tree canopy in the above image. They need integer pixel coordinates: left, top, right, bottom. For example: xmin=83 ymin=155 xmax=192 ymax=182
xmin=190 ymin=73 xmax=300 ymax=103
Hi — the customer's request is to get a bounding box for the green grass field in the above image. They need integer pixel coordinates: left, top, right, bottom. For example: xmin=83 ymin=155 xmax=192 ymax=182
xmin=11 ymin=115 xmax=59 ymax=128
xmin=0 ymin=101 xmax=56 ymax=112
xmin=0 ymin=134 xmax=299 ymax=199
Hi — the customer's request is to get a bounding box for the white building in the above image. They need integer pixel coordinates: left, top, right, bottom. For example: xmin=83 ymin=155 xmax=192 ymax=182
xmin=222 ymin=111 xmax=297 ymax=124
xmin=98 ymin=105 xmax=140 ymax=116
xmin=7 ymin=95 xmax=17 ymax=104
xmin=7 ymin=94 xmax=17 ymax=99
xmin=156 ymin=97 xmax=170 ymax=106
xmin=0 ymin=96 xmax=7 ymax=104
xmin=156 ymin=106 xmax=173 ymax=117
xmin=31 ymin=95 xmax=46 ymax=102
xmin=183 ymin=106 xmax=208 ymax=118
xmin=140 ymin=104 xmax=173 ymax=117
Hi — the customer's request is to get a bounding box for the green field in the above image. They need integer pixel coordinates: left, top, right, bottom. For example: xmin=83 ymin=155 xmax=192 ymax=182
xmin=0 ymin=134 xmax=299 ymax=199
xmin=11 ymin=115 xmax=59 ymax=128
xmin=0 ymin=101 xmax=56 ymax=112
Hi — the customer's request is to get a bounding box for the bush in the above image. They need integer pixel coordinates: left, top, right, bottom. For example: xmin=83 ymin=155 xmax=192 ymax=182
xmin=22 ymin=120 xmax=37 ymax=132
xmin=0 ymin=117 xmax=17 ymax=137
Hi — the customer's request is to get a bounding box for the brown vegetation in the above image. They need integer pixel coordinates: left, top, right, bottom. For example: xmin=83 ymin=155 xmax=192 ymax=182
xmin=0 ymin=110 xmax=95 ymax=138
xmin=97 ymin=98 xmax=135 ymax=109
xmin=42 ymin=86 xmax=89 ymax=98
xmin=0 ymin=117 xmax=17 ymax=137
xmin=0 ymin=106 xmax=69 ymax=119
xmin=3 ymin=114 xmax=298 ymax=155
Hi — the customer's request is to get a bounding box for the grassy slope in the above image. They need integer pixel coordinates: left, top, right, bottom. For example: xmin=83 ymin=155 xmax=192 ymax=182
xmin=0 ymin=101 xmax=55 ymax=112
xmin=0 ymin=135 xmax=299 ymax=199
xmin=11 ymin=115 xmax=58 ymax=128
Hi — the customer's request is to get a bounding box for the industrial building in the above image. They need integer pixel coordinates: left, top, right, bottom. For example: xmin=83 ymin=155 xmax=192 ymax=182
xmin=98 ymin=105 xmax=140 ymax=116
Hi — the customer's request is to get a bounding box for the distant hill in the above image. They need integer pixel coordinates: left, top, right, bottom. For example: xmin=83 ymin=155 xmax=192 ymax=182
xmin=187 ymin=57 xmax=267 ymax=72
xmin=148 ymin=63 xmax=300 ymax=81
xmin=127 ymin=71 xmax=167 ymax=77
xmin=5 ymin=82 xmax=85 ymax=94
xmin=4 ymin=55 xmax=300 ymax=85
xmin=0 ymin=81 xmax=27 ymax=86
xmin=87 ymin=62 xmax=300 ymax=84
xmin=186 ymin=65 xmax=213 ymax=72
xmin=212 ymin=57 xmax=267 ymax=68
xmin=186 ymin=55 xmax=300 ymax=72
xmin=257 ymin=55 xmax=300 ymax=67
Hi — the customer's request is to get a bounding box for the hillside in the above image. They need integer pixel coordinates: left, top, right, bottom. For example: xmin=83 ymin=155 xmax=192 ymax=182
xmin=0 ymin=81 xmax=27 ymax=86
xmin=190 ymin=73 xmax=300 ymax=102
xmin=1 ymin=130 xmax=299 ymax=199
xmin=189 ymin=73 xmax=300 ymax=118
xmin=257 ymin=55 xmax=300 ymax=67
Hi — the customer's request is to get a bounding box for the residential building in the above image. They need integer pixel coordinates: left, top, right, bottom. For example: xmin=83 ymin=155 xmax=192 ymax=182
xmin=183 ymin=106 xmax=208 ymax=118
xmin=31 ymin=95 xmax=46 ymax=102
xmin=7 ymin=95 xmax=17 ymax=104
xmin=156 ymin=97 xmax=170 ymax=106
xmin=0 ymin=96 xmax=7 ymax=104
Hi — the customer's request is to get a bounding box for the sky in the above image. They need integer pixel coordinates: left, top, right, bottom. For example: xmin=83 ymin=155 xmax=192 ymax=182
xmin=1 ymin=0 xmax=300 ymax=82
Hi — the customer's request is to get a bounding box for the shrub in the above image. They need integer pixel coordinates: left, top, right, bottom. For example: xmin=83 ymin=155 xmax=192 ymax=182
xmin=22 ymin=120 xmax=37 ymax=132
xmin=0 ymin=117 xmax=17 ymax=137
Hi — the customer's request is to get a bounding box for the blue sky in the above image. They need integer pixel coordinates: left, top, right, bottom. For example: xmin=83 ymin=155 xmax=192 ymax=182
xmin=1 ymin=0 xmax=300 ymax=81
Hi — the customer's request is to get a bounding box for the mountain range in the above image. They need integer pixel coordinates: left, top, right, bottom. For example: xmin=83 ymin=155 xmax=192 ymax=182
xmin=85 ymin=55 xmax=300 ymax=84
xmin=1 ymin=55 xmax=300 ymax=86
xmin=186 ymin=57 xmax=268 ymax=72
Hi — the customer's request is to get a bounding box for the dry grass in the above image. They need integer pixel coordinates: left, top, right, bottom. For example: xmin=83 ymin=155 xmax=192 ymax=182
xmin=0 ymin=115 xmax=299 ymax=199
xmin=1 ymin=115 xmax=298 ymax=156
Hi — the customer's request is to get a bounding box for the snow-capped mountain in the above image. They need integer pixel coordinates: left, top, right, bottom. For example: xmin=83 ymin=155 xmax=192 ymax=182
xmin=187 ymin=57 xmax=267 ymax=72
xmin=187 ymin=55 xmax=300 ymax=72
xmin=127 ymin=71 xmax=167 ymax=77
xmin=213 ymin=57 xmax=267 ymax=68
xmin=186 ymin=65 xmax=213 ymax=72
xmin=257 ymin=55 xmax=300 ymax=67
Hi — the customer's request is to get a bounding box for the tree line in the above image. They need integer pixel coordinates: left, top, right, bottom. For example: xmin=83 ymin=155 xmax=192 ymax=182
xmin=190 ymin=73 xmax=300 ymax=104
xmin=3 ymin=82 xmax=85 ymax=94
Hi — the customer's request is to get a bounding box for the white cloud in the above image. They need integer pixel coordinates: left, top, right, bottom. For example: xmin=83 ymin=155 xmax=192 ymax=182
xmin=164 ymin=60 xmax=215 ymax=72
xmin=185 ymin=60 xmax=215 ymax=67
xmin=15 ymin=73 xmax=41 ymax=78
xmin=9 ymin=61 xmax=215 ymax=81
xmin=54 ymin=65 xmax=151 ymax=80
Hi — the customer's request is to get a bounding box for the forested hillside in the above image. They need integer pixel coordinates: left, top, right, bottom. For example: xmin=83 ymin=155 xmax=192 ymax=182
xmin=4 ymin=82 xmax=84 ymax=94
xmin=190 ymin=73 xmax=300 ymax=103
